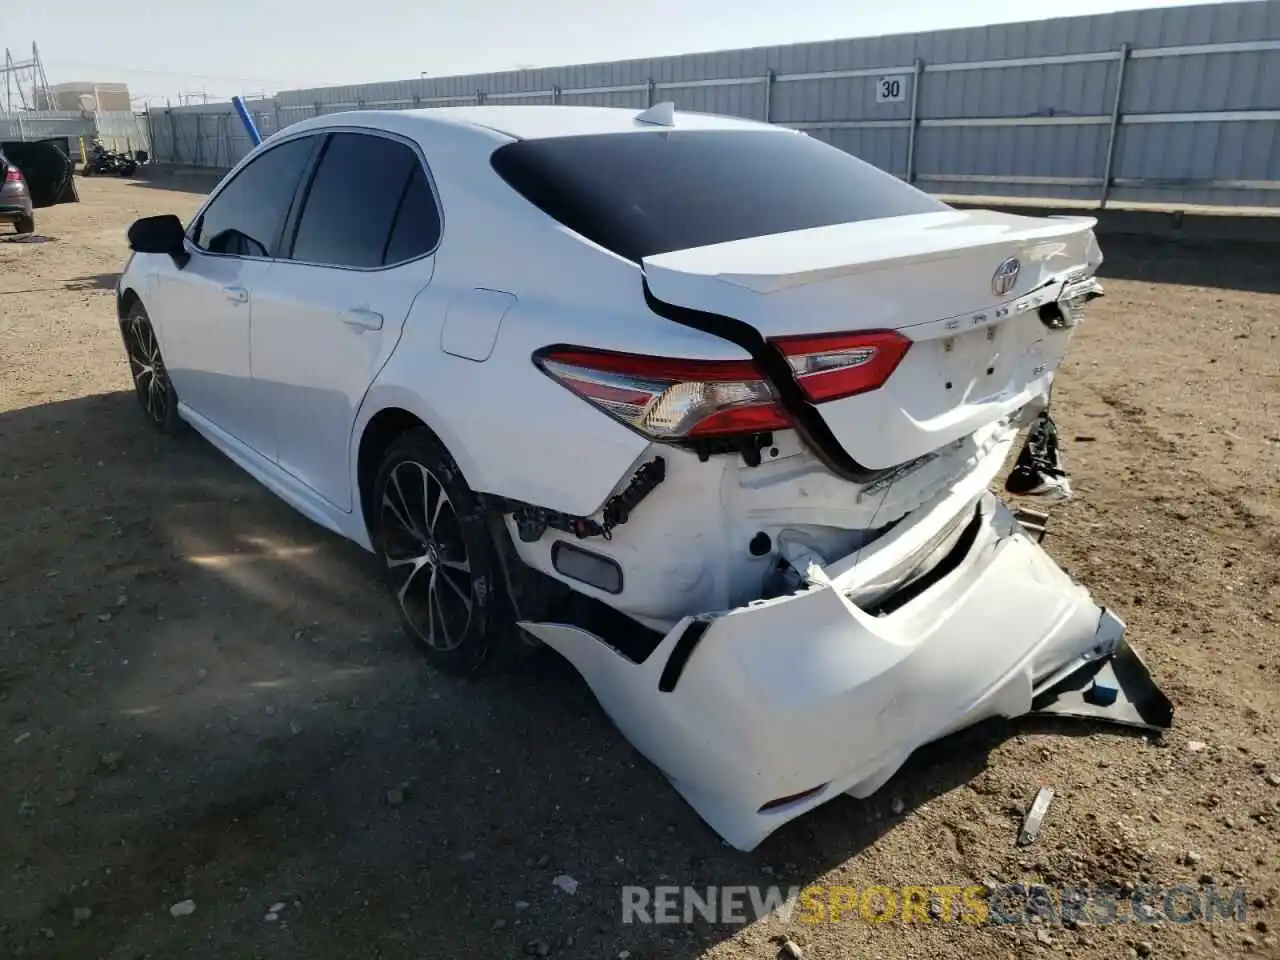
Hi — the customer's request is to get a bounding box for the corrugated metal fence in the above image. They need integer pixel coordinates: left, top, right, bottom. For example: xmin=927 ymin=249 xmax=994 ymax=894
xmin=0 ymin=110 xmax=94 ymax=143
xmin=0 ymin=110 xmax=151 ymax=154
xmin=146 ymin=0 xmax=1279 ymax=208
xmin=94 ymin=111 xmax=151 ymax=154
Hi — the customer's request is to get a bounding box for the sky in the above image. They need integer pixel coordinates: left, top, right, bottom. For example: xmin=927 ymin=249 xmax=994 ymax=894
xmin=5 ymin=0 xmax=1237 ymax=107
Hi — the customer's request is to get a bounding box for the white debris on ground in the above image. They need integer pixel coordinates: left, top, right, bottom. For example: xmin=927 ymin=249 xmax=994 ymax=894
xmin=552 ymin=874 xmax=579 ymax=895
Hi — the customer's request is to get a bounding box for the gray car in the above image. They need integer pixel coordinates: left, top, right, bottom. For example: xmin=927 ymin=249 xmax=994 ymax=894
xmin=0 ymin=148 xmax=35 ymax=234
xmin=0 ymin=142 xmax=79 ymax=234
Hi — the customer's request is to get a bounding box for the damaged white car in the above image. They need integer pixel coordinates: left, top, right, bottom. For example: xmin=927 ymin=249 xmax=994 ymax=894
xmin=117 ymin=103 xmax=1172 ymax=851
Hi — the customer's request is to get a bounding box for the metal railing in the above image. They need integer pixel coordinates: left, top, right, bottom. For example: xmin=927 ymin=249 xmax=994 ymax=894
xmin=149 ymin=35 xmax=1280 ymax=207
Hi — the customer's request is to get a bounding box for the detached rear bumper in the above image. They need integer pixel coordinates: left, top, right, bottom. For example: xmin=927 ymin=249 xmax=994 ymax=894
xmin=522 ymin=493 xmax=1170 ymax=851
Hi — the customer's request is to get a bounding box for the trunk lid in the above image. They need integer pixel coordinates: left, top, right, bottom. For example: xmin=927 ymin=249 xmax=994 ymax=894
xmin=642 ymin=209 xmax=1102 ymax=470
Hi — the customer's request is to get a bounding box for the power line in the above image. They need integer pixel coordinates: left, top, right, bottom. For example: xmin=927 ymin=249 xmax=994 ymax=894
xmin=44 ymin=58 xmax=295 ymax=87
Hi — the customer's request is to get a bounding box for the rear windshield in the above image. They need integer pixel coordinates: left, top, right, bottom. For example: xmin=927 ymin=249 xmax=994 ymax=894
xmin=490 ymin=129 xmax=947 ymax=262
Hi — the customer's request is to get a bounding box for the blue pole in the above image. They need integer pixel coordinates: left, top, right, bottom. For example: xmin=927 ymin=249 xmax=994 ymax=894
xmin=231 ymin=96 xmax=262 ymax=147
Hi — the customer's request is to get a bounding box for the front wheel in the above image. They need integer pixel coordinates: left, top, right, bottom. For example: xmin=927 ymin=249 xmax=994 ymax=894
xmin=372 ymin=429 xmax=525 ymax=675
xmin=122 ymin=302 xmax=182 ymax=434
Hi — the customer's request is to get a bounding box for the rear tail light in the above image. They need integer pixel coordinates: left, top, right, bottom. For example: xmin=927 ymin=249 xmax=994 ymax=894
xmin=535 ymin=347 xmax=789 ymax=440
xmin=3 ymin=167 xmax=23 ymax=183
xmin=536 ymin=331 xmax=912 ymax=441
xmin=770 ymin=330 xmax=911 ymax=403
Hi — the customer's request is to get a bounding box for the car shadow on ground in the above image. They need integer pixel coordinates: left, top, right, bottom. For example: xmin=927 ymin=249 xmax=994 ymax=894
xmin=1097 ymin=234 xmax=1280 ymax=295
xmin=0 ymin=390 xmax=1151 ymax=960
xmin=125 ymin=168 xmax=223 ymax=199
xmin=64 ymin=273 xmax=121 ymax=292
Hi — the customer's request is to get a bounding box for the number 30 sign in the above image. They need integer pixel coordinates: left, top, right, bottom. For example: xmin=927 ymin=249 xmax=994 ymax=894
xmin=876 ymin=75 xmax=908 ymax=103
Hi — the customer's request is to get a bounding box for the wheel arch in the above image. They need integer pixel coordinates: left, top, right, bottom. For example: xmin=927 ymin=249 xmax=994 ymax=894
xmin=356 ymin=406 xmax=430 ymax=539
xmin=116 ymin=285 xmax=142 ymax=325
xmin=351 ymin=388 xmax=487 ymax=542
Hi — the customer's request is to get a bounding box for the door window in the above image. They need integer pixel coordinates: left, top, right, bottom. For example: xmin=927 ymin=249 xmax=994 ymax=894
xmin=192 ymin=135 xmax=317 ymax=257
xmin=290 ymin=132 xmax=439 ymax=268
xmin=383 ymin=165 xmax=442 ymax=265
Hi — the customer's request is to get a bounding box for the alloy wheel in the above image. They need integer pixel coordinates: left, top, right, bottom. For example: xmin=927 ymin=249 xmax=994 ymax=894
xmin=125 ymin=316 xmax=171 ymax=426
xmin=380 ymin=460 xmax=474 ymax=651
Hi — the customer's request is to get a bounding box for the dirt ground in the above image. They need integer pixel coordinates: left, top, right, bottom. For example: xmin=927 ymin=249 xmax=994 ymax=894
xmin=1 ymin=176 xmax=1277 ymax=960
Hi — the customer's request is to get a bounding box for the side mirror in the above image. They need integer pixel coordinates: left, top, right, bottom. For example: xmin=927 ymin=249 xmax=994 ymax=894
xmin=127 ymin=214 xmax=189 ymax=267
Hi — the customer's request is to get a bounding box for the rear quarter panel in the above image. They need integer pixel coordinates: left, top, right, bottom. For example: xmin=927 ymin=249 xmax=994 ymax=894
xmin=355 ymin=120 xmax=755 ymax=518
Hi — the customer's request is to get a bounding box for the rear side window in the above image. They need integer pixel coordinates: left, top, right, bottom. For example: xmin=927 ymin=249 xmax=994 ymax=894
xmin=290 ymin=132 xmax=429 ymax=268
xmin=194 ymin=135 xmax=316 ymax=257
xmin=490 ymin=129 xmax=947 ymax=262
xmin=382 ymin=165 xmax=441 ymax=264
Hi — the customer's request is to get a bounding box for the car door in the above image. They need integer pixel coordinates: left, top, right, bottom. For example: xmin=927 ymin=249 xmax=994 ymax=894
xmin=249 ymin=130 xmax=442 ymax=511
xmin=1 ymin=141 xmax=79 ymax=206
xmin=149 ymin=134 xmax=319 ymax=458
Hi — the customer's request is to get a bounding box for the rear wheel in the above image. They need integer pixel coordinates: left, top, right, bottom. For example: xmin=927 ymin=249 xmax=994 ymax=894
xmin=372 ymin=429 xmax=524 ymax=675
xmin=122 ymin=302 xmax=182 ymax=434
xmin=14 ymin=214 xmax=34 ymax=235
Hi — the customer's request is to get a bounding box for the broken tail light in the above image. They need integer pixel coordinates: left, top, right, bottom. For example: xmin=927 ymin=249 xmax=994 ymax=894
xmin=535 ymin=347 xmax=789 ymax=439
xmin=770 ymin=330 xmax=912 ymax=403
xmin=536 ymin=331 xmax=912 ymax=441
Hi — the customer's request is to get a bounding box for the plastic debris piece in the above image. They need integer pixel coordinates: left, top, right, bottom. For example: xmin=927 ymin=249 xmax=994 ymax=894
xmin=1017 ymin=787 xmax=1054 ymax=846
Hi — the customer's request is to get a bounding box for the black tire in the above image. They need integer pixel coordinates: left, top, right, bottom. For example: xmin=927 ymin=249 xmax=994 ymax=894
xmin=14 ymin=214 xmax=34 ymax=235
xmin=372 ymin=429 xmax=526 ymax=675
xmin=121 ymin=302 xmax=183 ymax=434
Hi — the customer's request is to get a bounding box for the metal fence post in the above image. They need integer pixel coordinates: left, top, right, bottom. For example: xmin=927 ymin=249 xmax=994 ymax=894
xmin=1099 ymin=42 xmax=1130 ymax=209
xmin=167 ymin=110 xmax=179 ymax=164
xmin=476 ymin=90 xmax=486 ymax=106
xmin=763 ymin=70 xmax=775 ymax=123
xmin=194 ymin=114 xmax=204 ymax=166
xmin=552 ymin=85 xmax=561 ymax=105
xmin=905 ymin=58 xmax=923 ymax=183
xmin=647 ymin=78 xmax=656 ymax=107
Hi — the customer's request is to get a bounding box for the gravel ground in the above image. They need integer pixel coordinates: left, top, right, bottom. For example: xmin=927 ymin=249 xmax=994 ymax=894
xmin=0 ymin=176 xmax=1277 ymax=960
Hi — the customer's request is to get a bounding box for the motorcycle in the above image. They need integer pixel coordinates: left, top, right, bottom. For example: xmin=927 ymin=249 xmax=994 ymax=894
xmin=82 ymin=142 xmax=139 ymax=177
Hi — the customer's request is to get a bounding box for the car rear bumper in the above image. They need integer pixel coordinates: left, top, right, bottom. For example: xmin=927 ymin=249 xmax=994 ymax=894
xmin=522 ymin=491 xmax=1168 ymax=851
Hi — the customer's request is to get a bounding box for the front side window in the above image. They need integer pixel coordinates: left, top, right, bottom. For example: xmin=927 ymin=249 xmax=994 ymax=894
xmin=192 ymin=135 xmax=317 ymax=257
xmin=490 ymin=129 xmax=949 ymax=263
xmin=289 ymin=132 xmax=434 ymax=268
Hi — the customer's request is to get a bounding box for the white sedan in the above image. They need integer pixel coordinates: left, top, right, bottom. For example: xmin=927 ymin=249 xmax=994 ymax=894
xmin=117 ymin=103 xmax=1171 ymax=851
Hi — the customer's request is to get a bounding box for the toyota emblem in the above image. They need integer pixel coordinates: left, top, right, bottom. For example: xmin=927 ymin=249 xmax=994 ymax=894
xmin=992 ymin=257 xmax=1021 ymax=297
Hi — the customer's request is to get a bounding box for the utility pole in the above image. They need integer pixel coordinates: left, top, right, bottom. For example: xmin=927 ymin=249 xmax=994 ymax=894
xmin=0 ymin=42 xmax=53 ymax=113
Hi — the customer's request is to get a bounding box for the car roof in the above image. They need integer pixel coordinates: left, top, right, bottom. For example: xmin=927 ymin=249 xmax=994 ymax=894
xmin=419 ymin=105 xmax=779 ymax=140
xmin=283 ymin=104 xmax=785 ymax=144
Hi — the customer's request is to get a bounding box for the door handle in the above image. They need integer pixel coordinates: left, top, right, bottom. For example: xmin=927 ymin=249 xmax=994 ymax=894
xmin=223 ymin=285 xmax=249 ymax=304
xmin=342 ymin=308 xmax=384 ymax=332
